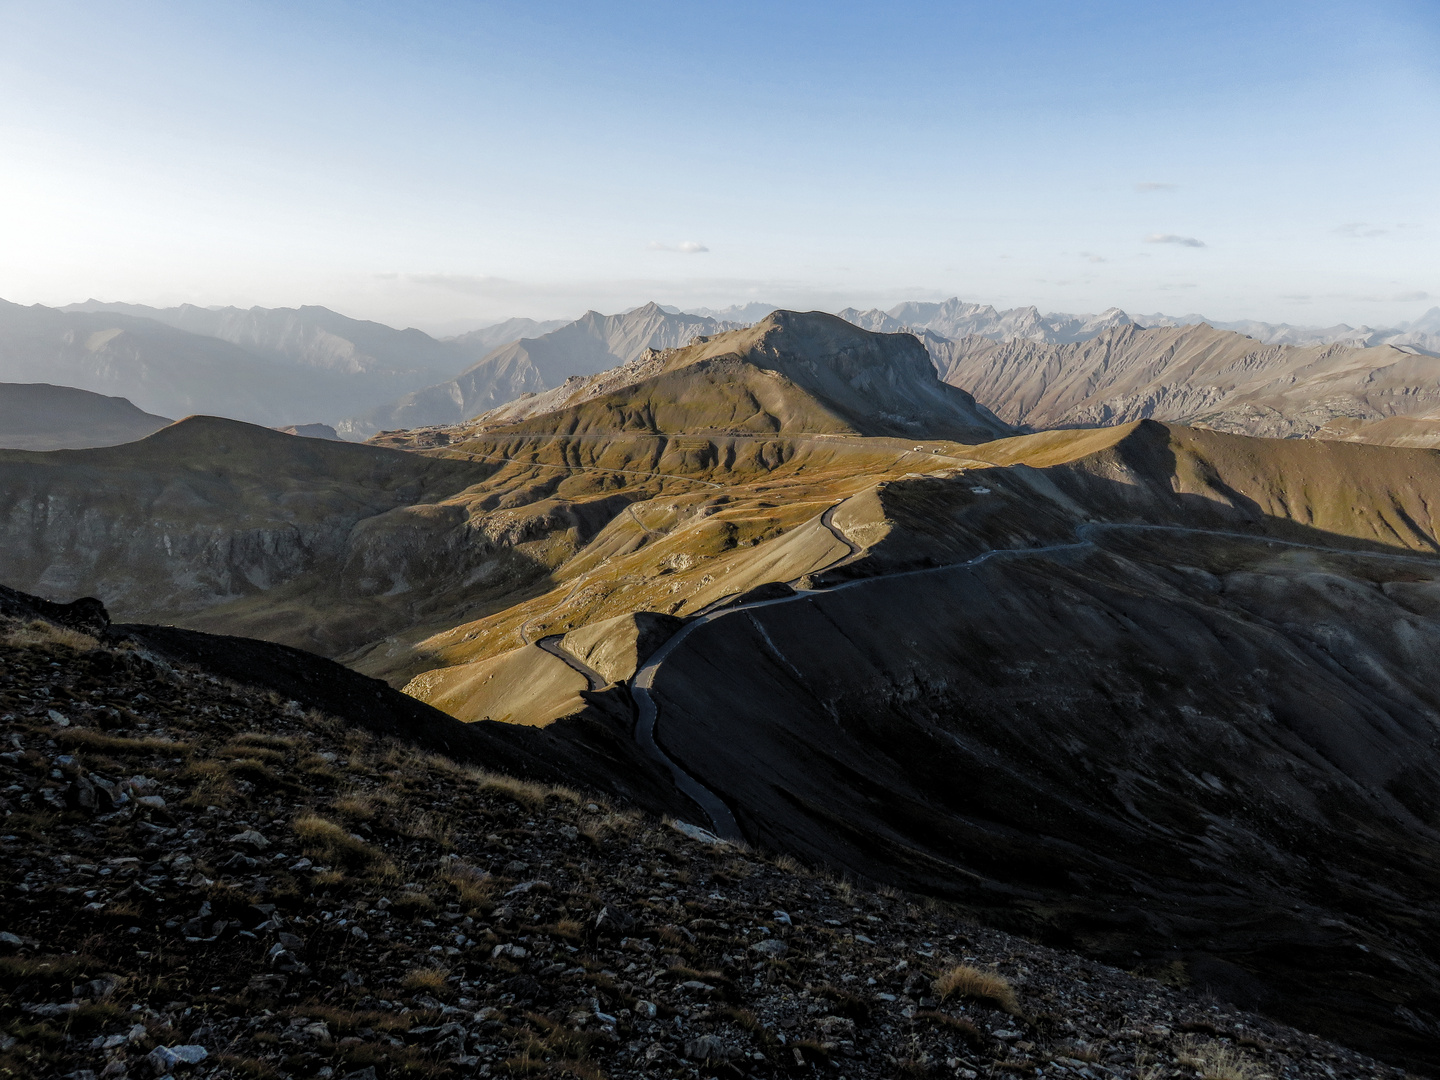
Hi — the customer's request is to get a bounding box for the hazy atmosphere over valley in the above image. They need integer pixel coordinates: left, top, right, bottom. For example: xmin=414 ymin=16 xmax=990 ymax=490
xmin=2 ymin=4 xmax=1440 ymax=1080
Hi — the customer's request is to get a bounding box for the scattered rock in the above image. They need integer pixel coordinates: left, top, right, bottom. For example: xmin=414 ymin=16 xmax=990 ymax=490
xmin=146 ymin=1044 xmax=207 ymax=1072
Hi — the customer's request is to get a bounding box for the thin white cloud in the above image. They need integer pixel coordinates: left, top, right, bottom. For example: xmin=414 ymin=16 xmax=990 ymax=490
xmin=1394 ymin=291 xmax=1430 ymax=302
xmin=1135 ymin=182 xmax=1178 ymax=192
xmin=647 ymin=241 xmax=710 ymax=254
xmin=1145 ymin=233 xmax=1205 ymax=248
xmin=1334 ymin=222 xmax=1389 ymax=238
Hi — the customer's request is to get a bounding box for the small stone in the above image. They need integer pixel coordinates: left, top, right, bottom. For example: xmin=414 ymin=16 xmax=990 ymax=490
xmin=751 ymin=938 xmax=789 ymax=957
xmin=594 ymin=905 xmax=635 ymax=936
xmin=669 ymin=820 xmax=727 ymax=845
xmin=147 ymin=1044 xmax=207 ymax=1072
xmin=684 ymin=1034 xmax=734 ymax=1062
xmin=228 ymin=829 xmax=269 ymax=851
xmin=47 ymin=709 xmax=69 ymax=727
xmin=0 ymin=931 xmax=23 ymax=950
xmin=634 ymin=999 xmax=657 ymax=1019
xmin=135 ymin=796 xmax=166 ymax=810
xmin=491 ymin=943 xmax=528 ymax=960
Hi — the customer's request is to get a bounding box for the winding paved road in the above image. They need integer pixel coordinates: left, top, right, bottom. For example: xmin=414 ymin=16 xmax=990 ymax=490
xmin=629 ymin=515 xmax=1440 ymax=842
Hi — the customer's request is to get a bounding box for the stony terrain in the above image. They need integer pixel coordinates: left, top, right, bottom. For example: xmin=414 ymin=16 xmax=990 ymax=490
xmin=0 ymin=600 xmax=1412 ymax=1080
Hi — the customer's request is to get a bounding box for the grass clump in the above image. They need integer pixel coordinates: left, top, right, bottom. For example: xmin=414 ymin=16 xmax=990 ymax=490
xmin=933 ymin=964 xmax=1020 ymax=1015
xmin=477 ymin=772 xmax=549 ymax=809
xmin=1176 ymin=1037 xmax=1269 ymax=1080
xmin=2 ymin=619 xmax=99 ymax=653
xmin=292 ymin=814 xmax=395 ymax=877
xmin=54 ymin=729 xmax=191 ymax=757
xmin=400 ymin=967 xmax=451 ymax=995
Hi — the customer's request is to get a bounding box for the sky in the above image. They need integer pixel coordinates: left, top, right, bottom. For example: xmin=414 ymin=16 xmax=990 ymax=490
xmin=1 ymin=0 xmax=1437 ymax=333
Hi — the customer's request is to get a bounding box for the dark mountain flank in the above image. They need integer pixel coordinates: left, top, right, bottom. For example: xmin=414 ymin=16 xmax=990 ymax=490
xmin=0 ymin=382 xmax=171 ymax=450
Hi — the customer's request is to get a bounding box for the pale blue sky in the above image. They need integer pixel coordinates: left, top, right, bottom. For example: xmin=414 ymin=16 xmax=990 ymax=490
xmin=1 ymin=0 xmax=1436 ymax=331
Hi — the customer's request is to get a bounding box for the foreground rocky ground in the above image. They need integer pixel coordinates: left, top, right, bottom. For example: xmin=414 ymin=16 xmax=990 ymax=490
xmin=0 ymin=608 xmax=1418 ymax=1080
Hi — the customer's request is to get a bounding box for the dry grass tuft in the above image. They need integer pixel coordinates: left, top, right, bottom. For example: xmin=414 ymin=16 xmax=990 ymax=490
xmin=933 ymin=964 xmax=1020 ymax=1015
xmin=178 ymin=760 xmax=237 ymax=807
xmin=2 ymin=618 xmax=99 ymax=653
xmin=56 ymin=729 xmax=192 ymax=757
xmin=400 ymin=967 xmax=451 ymax=995
xmin=397 ymin=809 xmax=454 ymax=848
xmin=1175 ymin=1037 xmax=1269 ymax=1080
xmin=292 ymin=814 xmax=396 ymax=877
xmin=476 ymin=772 xmax=549 ymax=809
xmin=438 ymin=864 xmax=494 ymax=908
xmin=581 ymin=810 xmax=640 ymax=845
xmin=332 ymin=790 xmax=379 ymax=821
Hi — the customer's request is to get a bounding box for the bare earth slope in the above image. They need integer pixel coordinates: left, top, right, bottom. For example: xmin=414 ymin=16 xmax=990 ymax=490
xmin=932 ymin=322 xmax=1440 ymax=438
xmin=0 ymin=382 xmax=171 ymax=450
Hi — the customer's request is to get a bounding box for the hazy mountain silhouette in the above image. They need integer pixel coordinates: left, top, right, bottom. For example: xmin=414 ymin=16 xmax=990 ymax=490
xmin=0 ymin=382 xmax=171 ymax=450
xmin=340 ymin=302 xmax=740 ymax=437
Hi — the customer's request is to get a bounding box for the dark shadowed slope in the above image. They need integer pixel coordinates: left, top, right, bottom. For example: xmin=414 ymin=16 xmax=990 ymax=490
xmin=0 ymin=382 xmax=171 ymax=450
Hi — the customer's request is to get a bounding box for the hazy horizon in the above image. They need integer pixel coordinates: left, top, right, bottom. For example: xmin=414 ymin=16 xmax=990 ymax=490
xmin=2 ymin=1 xmax=1436 ymax=331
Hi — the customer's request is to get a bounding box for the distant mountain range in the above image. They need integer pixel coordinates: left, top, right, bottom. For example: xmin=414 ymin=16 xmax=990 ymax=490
xmin=337 ymin=302 xmax=743 ymax=438
xmin=832 ymin=296 xmax=1440 ymax=353
xmin=932 ymin=323 xmax=1440 ymax=441
xmin=5 ymin=293 xmax=1438 ymax=446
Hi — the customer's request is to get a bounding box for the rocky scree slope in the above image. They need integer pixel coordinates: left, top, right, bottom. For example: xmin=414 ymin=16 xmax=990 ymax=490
xmin=928 ymin=323 xmax=1440 ymax=439
xmin=0 ymin=595 xmax=1405 ymax=1080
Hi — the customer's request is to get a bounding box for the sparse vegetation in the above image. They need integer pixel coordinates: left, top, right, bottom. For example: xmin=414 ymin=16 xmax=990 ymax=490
xmin=1176 ymin=1036 xmax=1270 ymax=1080
xmin=934 ymin=963 xmax=1020 ymax=1014
xmin=291 ymin=813 xmax=396 ymax=876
